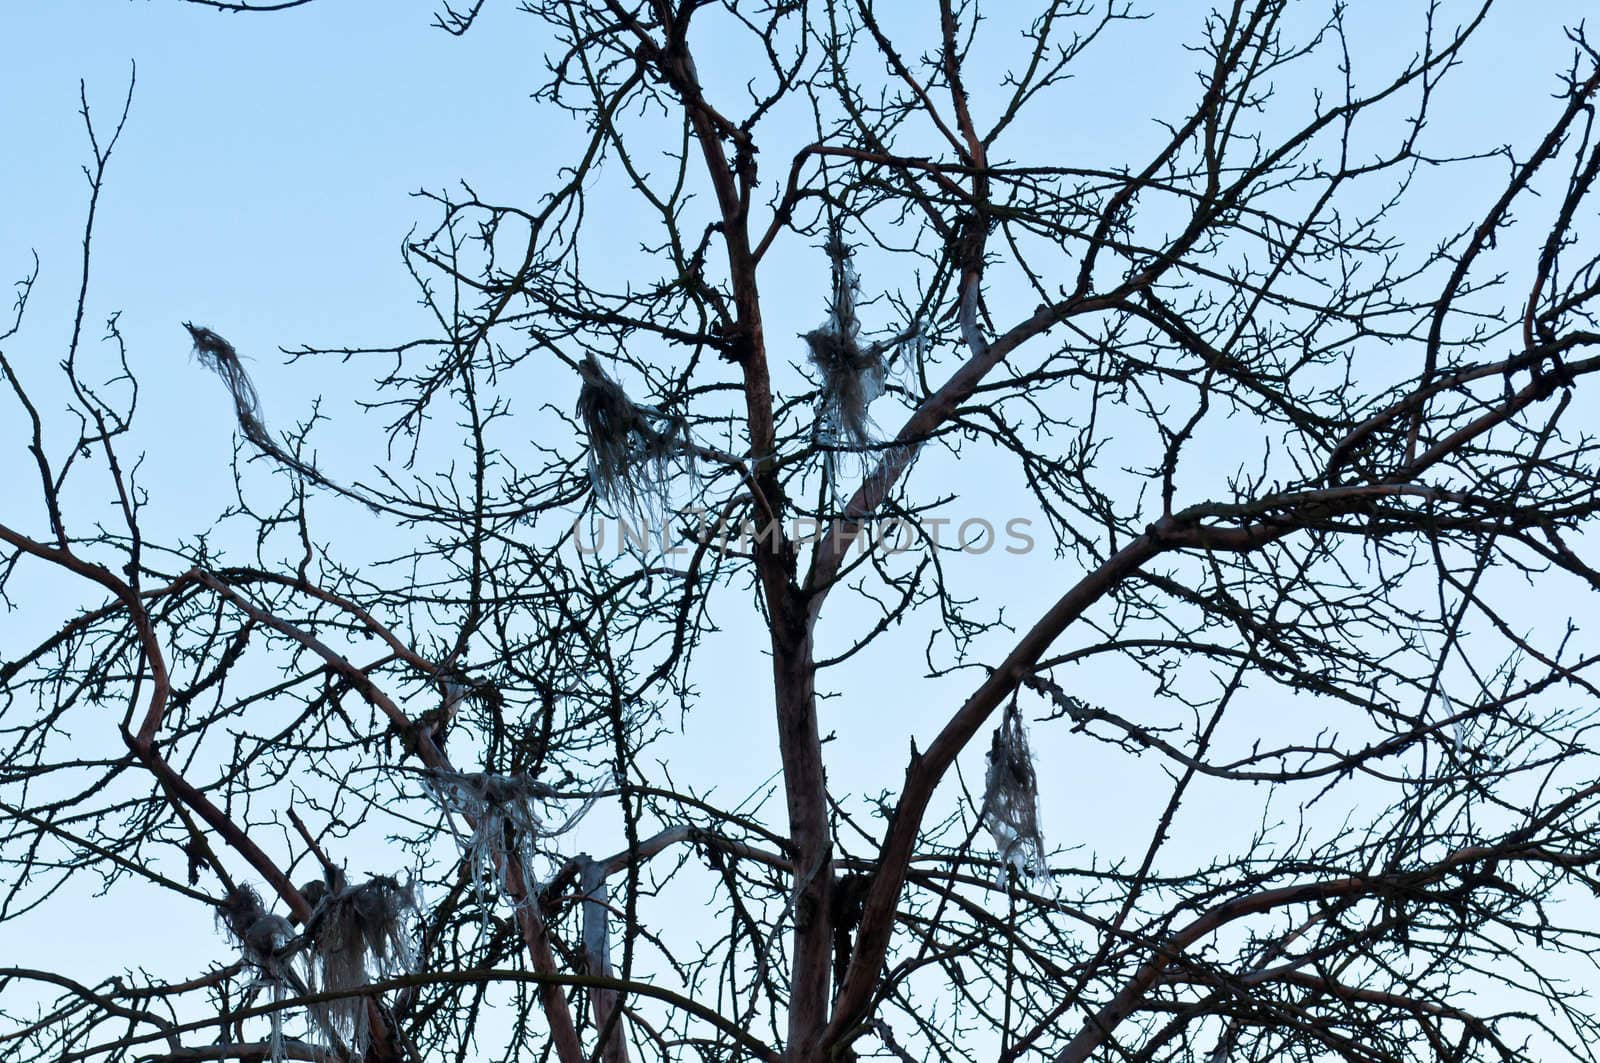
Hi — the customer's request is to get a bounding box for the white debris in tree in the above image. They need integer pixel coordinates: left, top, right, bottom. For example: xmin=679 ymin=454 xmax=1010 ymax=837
xmin=897 ymin=316 xmax=932 ymax=377
xmin=424 ymin=769 xmax=606 ymax=928
xmin=981 ymin=701 xmax=1047 ymax=884
xmin=215 ymin=885 xmax=298 ymax=1063
xmin=805 ymin=231 xmax=887 ymax=455
xmin=803 ymin=233 xmax=933 ymax=490
xmin=575 ymin=353 xmax=695 ymax=526
xmin=184 ymin=323 xmax=350 ymax=498
xmin=300 ymin=869 xmax=418 ymax=1057
xmin=441 ymin=677 xmax=472 ymax=714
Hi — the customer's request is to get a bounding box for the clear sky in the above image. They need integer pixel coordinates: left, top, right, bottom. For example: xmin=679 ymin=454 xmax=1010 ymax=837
xmin=3 ymin=0 xmax=1597 ymax=1054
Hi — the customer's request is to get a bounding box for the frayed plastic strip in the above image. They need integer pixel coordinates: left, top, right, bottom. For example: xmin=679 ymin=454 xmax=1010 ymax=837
xmin=981 ymin=701 xmax=1047 ymax=885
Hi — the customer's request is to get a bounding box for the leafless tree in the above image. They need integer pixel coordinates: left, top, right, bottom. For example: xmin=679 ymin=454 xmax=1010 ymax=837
xmin=7 ymin=2 xmax=1600 ymax=1061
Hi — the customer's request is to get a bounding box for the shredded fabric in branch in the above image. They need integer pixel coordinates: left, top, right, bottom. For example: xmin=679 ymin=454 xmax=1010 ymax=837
xmin=300 ymin=868 xmax=417 ymax=1056
xmin=575 ymin=353 xmax=695 ymax=525
xmin=184 ymin=323 xmax=352 ymax=499
xmin=805 ymin=230 xmax=886 ymax=454
xmin=423 ymin=769 xmax=606 ymax=931
xmin=981 ymin=701 xmax=1047 ymax=884
xmin=216 ymin=886 xmax=298 ymax=1063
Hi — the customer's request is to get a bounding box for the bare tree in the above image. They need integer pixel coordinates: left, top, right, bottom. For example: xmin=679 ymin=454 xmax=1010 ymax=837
xmin=6 ymin=2 xmax=1600 ymax=1061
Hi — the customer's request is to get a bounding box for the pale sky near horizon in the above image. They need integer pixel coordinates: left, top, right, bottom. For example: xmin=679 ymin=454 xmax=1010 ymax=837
xmin=3 ymin=0 xmax=1598 ymax=1055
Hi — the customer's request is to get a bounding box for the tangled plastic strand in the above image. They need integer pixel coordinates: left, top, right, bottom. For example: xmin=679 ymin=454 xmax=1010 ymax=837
xmin=184 ymin=323 xmax=353 ymax=499
xmin=300 ymin=869 xmax=418 ymax=1056
xmin=981 ymin=701 xmax=1047 ymax=886
xmin=215 ymin=886 xmax=298 ymax=1063
xmin=424 ymin=769 xmax=606 ymax=932
xmin=575 ymin=353 xmax=695 ymax=528
xmin=186 ymin=324 xmax=272 ymax=451
xmin=805 ymin=231 xmax=886 ymax=456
